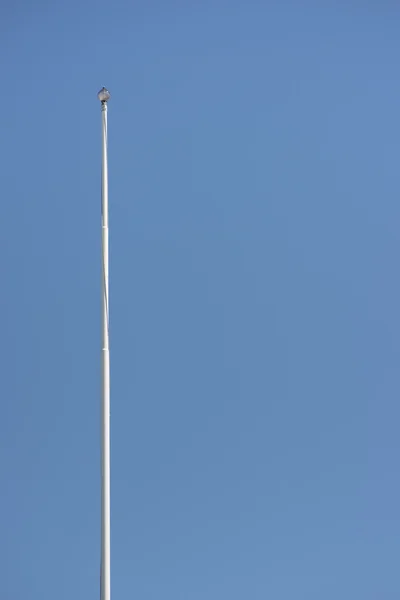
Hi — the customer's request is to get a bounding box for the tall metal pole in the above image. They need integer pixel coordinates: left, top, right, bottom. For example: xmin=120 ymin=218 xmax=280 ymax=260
xmin=98 ymin=86 xmax=111 ymax=600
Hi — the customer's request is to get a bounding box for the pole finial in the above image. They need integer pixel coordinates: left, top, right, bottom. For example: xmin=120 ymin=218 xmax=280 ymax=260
xmin=98 ymin=87 xmax=111 ymax=103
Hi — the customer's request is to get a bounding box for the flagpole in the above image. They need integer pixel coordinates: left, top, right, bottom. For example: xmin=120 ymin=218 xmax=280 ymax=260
xmin=98 ymin=86 xmax=111 ymax=600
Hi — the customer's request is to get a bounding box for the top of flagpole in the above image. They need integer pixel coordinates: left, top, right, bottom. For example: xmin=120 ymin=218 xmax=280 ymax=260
xmin=98 ymin=87 xmax=111 ymax=103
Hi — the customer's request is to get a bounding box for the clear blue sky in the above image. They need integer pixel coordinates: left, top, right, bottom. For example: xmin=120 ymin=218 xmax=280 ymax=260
xmin=1 ymin=1 xmax=400 ymax=598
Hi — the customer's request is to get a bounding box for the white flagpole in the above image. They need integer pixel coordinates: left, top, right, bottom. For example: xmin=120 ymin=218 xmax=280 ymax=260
xmin=98 ymin=86 xmax=111 ymax=600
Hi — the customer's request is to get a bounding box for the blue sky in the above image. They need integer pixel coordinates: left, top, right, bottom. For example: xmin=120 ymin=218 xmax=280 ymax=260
xmin=1 ymin=1 xmax=400 ymax=598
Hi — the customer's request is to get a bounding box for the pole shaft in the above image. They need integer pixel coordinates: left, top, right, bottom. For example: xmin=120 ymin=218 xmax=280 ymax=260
xmin=101 ymin=101 xmax=111 ymax=600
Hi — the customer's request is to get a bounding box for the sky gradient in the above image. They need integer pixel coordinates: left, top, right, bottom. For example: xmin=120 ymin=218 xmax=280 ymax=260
xmin=1 ymin=2 xmax=400 ymax=598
